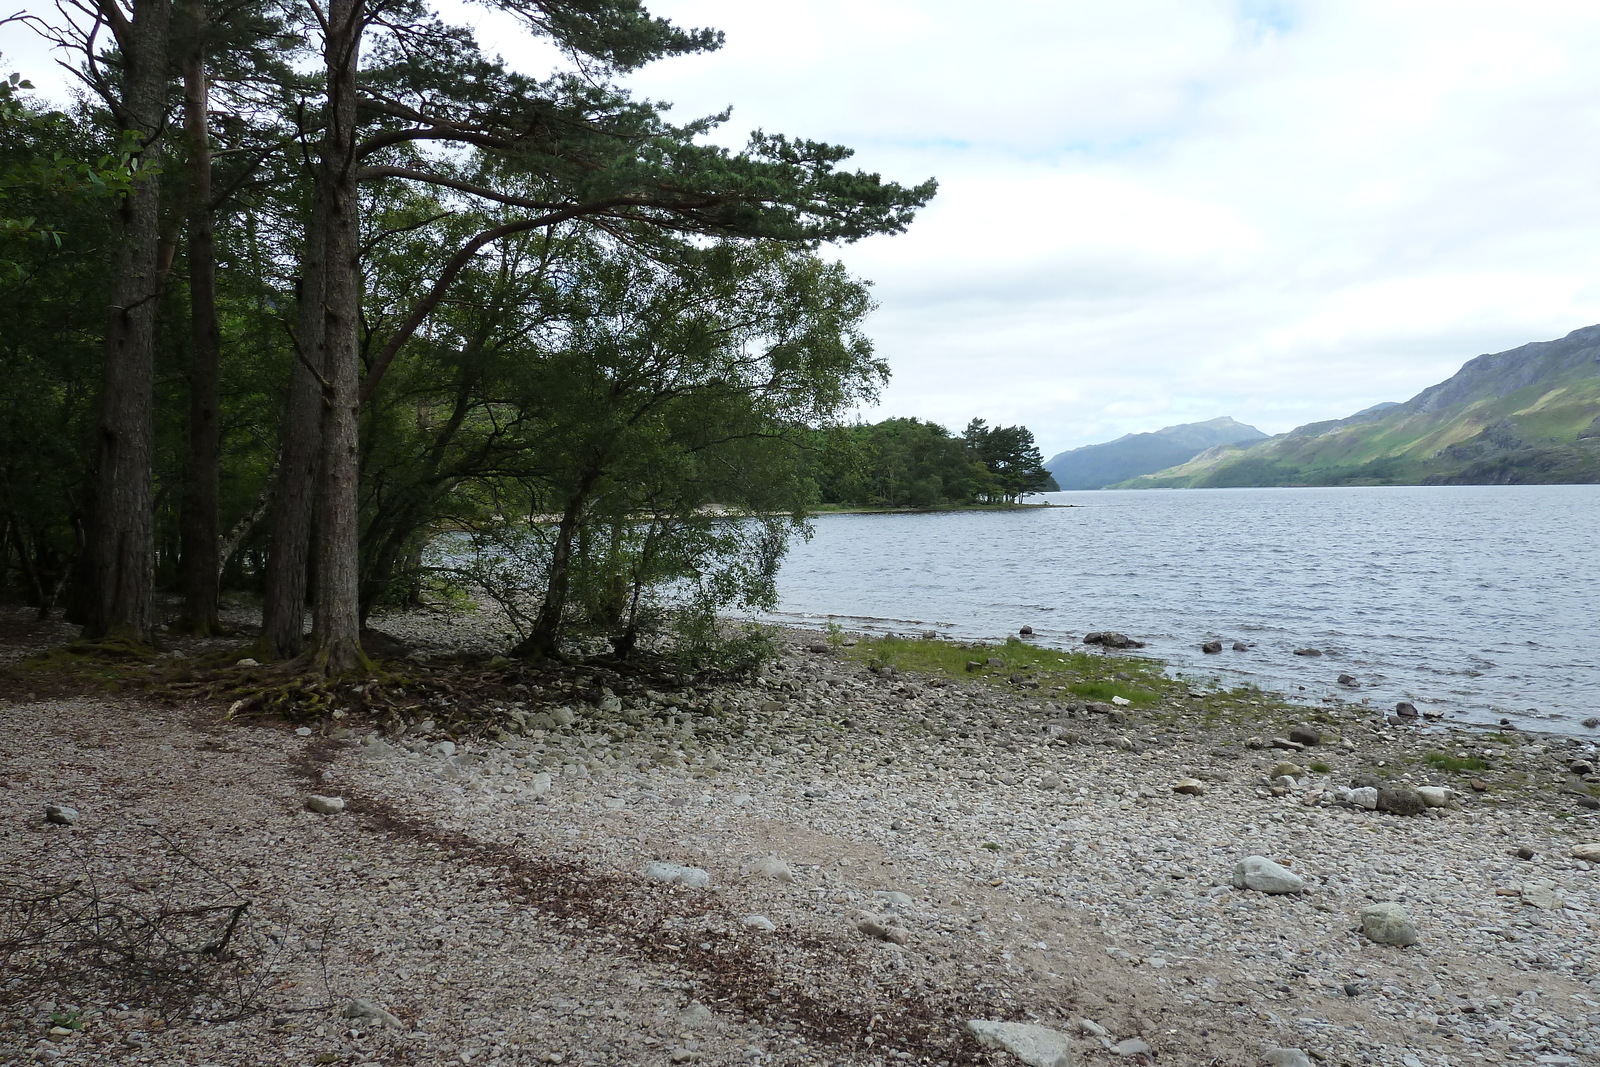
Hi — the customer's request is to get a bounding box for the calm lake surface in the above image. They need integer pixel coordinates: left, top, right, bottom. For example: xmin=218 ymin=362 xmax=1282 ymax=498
xmin=762 ymin=485 xmax=1600 ymax=735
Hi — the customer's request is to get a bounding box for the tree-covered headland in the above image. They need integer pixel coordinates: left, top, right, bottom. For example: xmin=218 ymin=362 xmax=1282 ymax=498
xmin=0 ymin=0 xmax=937 ymax=670
xmin=808 ymin=417 xmax=1058 ymax=508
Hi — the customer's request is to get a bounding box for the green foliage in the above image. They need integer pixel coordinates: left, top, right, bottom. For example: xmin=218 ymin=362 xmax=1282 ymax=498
xmin=849 ymin=633 xmax=1169 ymax=705
xmin=807 ymin=416 xmax=1055 ymax=508
xmin=663 ymin=610 xmax=778 ymax=679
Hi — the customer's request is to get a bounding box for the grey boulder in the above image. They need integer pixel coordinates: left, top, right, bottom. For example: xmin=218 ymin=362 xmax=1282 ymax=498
xmin=1376 ymin=787 xmax=1427 ymax=816
xmin=1232 ymin=855 xmax=1305 ymax=894
xmin=1359 ymin=902 xmax=1419 ymax=946
xmin=642 ymin=861 xmax=710 ymax=889
xmin=1264 ymin=1050 xmax=1314 ymax=1067
xmin=44 ymin=805 xmax=79 ymax=826
xmin=305 ymin=795 xmax=345 ymax=815
xmin=965 ymin=1020 xmax=1076 ymax=1067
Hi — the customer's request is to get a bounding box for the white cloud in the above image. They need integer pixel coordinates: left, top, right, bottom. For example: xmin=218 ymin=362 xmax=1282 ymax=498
xmin=11 ymin=0 xmax=1600 ymax=456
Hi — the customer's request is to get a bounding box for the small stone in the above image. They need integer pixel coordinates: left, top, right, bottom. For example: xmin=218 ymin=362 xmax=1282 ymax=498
xmin=1075 ymin=1019 xmax=1109 ymax=1038
xmin=234 ymin=657 xmax=260 ymax=668
xmin=43 ymin=804 xmax=78 ymax=826
xmin=1415 ymin=786 xmax=1452 ymax=808
xmin=429 ymin=740 xmax=457 ymax=758
xmin=1232 ymin=641 xmax=1249 ymax=651
xmin=643 ymin=862 xmax=710 ymax=889
xmin=1111 ymin=1038 xmax=1151 ymax=1056
xmin=343 ymin=998 xmax=402 ymax=1028
xmin=1359 ymin=902 xmax=1418 ymax=946
xmin=1347 ymin=786 xmax=1379 ymax=810
xmin=873 ymin=889 xmax=914 ymax=909
xmin=1514 ymin=845 xmax=1536 ymax=860
xmin=741 ymin=915 xmax=776 ymax=932
xmin=1288 ymin=726 xmax=1321 ymax=746
xmin=1376 ymin=787 xmax=1426 ymax=816
xmin=1568 ymin=842 xmax=1600 ymax=862
xmin=295 ymin=726 xmax=313 ymax=736
xmin=1468 ymin=778 xmax=1488 ymax=792
xmin=305 ymin=795 xmax=345 ymax=815
xmin=1173 ymin=778 xmax=1205 ymax=795
xmin=1521 ymin=884 xmax=1564 ymax=909
xmin=1570 ymin=759 xmax=1596 ymax=775
xmin=1584 ymin=717 xmax=1600 ymax=729
xmin=1293 ymin=648 xmax=1322 ymax=657
xmin=748 ymin=854 xmax=794 ymax=882
xmin=1264 ymin=1051 xmax=1313 ymax=1067
xmin=1039 ymin=773 xmax=1062 ymax=790
xmin=676 ymin=1002 xmax=715 ymax=1029
xmin=1271 ymin=738 xmax=1304 ymax=751
xmin=1231 ymin=855 xmax=1305 ymax=894
xmin=1019 ymin=625 xmax=1034 ymax=636
xmin=855 ymin=912 xmax=910 ymax=945
xmin=1395 ymin=701 xmax=1419 ymax=718
xmin=965 ymin=1020 xmax=1076 ymax=1067
xmin=1110 ymin=695 xmax=1131 ymax=707
xmin=1271 ymin=761 xmax=1302 ymax=779
xmin=1201 ymin=640 xmax=1222 ymax=654
xmin=46 ymin=1026 xmax=73 ymax=1041
xmin=1336 ymin=673 xmax=1358 ymax=687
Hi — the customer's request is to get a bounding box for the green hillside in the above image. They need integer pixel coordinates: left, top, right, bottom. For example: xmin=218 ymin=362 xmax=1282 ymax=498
xmin=1120 ymin=325 xmax=1600 ymax=488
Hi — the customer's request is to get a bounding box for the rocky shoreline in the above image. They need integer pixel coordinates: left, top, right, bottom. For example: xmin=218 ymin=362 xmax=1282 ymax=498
xmin=3 ymin=607 xmax=1599 ymax=1067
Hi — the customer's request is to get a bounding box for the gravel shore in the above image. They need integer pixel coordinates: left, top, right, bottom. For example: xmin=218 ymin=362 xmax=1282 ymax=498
xmin=3 ymin=607 xmax=1599 ymax=1067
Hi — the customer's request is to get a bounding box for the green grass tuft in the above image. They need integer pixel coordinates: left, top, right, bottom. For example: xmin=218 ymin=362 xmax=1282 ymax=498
xmin=1424 ymin=751 xmax=1488 ymax=772
xmin=847 ymin=634 xmax=1171 ymax=706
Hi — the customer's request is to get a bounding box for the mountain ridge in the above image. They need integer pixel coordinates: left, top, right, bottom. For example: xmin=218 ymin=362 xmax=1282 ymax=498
xmin=1119 ymin=325 xmax=1600 ymax=488
xmin=1043 ymin=416 xmax=1267 ymax=490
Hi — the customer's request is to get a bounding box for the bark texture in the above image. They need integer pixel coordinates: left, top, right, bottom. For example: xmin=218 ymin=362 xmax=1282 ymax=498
xmin=83 ymin=0 xmax=172 ymax=643
xmin=260 ymin=189 xmax=327 ymax=659
xmin=177 ymin=0 xmax=222 ymax=635
xmin=308 ymin=0 xmax=366 ymax=673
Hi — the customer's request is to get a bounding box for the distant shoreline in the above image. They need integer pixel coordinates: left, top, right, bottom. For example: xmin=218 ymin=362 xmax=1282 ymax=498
xmin=808 ymin=502 xmax=1071 ymax=515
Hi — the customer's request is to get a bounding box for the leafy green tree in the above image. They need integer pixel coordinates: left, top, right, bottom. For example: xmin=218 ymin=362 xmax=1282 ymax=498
xmin=963 ymin=419 xmax=1057 ymax=503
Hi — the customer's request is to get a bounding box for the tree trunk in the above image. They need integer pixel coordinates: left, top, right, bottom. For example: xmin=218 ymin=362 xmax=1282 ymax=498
xmin=260 ymin=187 xmax=327 ymax=658
xmin=176 ymin=0 xmax=222 ymax=635
xmin=308 ymin=0 xmax=366 ymax=673
xmin=513 ymin=480 xmax=594 ymax=660
xmin=82 ymin=0 xmax=171 ymax=644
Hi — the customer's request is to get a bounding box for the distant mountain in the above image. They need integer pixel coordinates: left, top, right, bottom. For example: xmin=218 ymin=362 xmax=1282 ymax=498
xmin=1120 ymin=325 xmax=1600 ymax=488
xmin=1044 ymin=416 xmax=1268 ymax=490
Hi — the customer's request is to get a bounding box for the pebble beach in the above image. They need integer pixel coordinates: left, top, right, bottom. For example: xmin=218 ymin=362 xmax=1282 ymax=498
xmin=3 ymin=607 xmax=1599 ymax=1067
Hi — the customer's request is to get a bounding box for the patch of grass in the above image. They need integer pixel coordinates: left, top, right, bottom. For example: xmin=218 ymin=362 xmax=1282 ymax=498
xmin=980 ymin=842 xmax=1002 ymax=851
xmin=1424 ymin=751 xmax=1488 ymax=772
xmin=1309 ymin=761 xmax=1332 ymax=774
xmin=848 ymin=634 xmax=1170 ymax=705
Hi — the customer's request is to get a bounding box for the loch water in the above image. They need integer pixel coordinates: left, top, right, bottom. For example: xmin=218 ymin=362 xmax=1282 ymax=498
xmin=763 ymin=485 xmax=1600 ymax=735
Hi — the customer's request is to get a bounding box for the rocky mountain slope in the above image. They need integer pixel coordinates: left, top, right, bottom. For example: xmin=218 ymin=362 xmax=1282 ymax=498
xmin=1121 ymin=325 xmax=1600 ymax=487
xmin=1043 ymin=416 xmax=1267 ymax=490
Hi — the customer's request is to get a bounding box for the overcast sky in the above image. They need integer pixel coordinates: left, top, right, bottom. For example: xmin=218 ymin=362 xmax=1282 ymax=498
xmin=9 ymin=1 xmax=1600 ymax=455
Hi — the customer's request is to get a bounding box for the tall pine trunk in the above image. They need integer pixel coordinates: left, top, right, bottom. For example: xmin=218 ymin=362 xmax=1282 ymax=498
xmin=176 ymin=0 xmax=222 ymax=635
xmin=83 ymin=0 xmax=171 ymax=643
xmin=260 ymin=187 xmax=326 ymax=659
xmin=308 ymin=0 xmax=365 ymax=672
